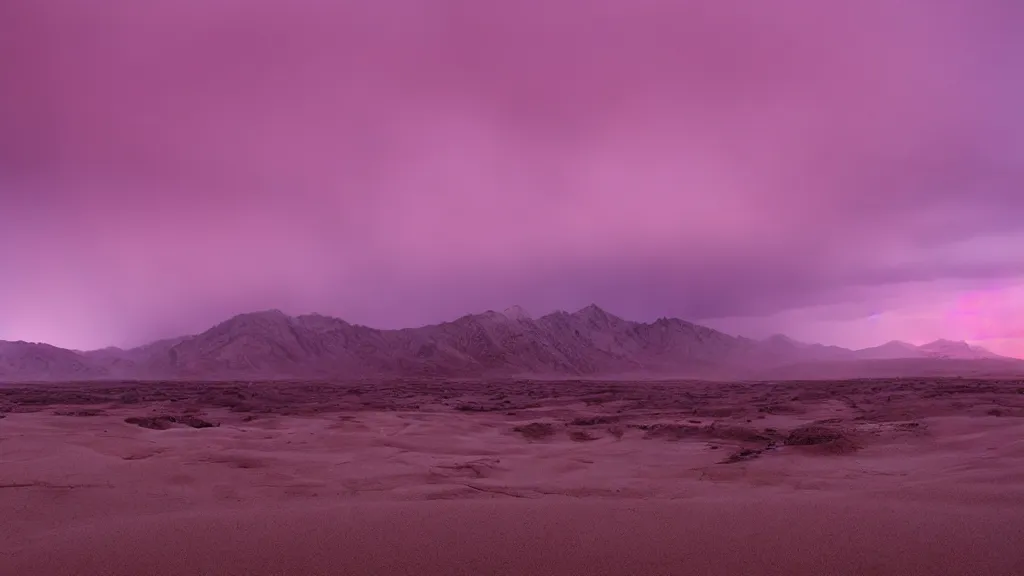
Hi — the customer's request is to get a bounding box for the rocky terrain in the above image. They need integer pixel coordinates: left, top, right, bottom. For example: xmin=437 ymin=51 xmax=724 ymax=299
xmin=1 ymin=305 xmax=1019 ymax=382
xmin=3 ymin=376 xmax=1024 ymax=574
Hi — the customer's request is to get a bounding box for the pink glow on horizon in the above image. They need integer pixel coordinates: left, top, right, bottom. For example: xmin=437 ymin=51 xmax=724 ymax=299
xmin=707 ymin=280 xmax=1024 ymax=358
xmin=1 ymin=0 xmax=1022 ymax=353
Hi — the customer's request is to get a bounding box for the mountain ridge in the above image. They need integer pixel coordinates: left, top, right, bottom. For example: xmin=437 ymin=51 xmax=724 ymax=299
xmin=0 ymin=305 xmax=1018 ymax=382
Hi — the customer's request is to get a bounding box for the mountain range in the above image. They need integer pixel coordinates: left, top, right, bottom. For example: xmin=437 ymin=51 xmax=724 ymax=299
xmin=1 ymin=305 xmax=1020 ymax=382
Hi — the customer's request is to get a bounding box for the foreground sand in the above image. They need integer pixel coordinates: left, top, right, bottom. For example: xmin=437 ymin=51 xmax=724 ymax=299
xmin=2 ymin=378 xmax=1024 ymax=575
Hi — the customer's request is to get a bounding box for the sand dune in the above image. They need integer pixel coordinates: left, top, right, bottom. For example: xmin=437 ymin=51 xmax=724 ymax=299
xmin=3 ymin=378 xmax=1024 ymax=574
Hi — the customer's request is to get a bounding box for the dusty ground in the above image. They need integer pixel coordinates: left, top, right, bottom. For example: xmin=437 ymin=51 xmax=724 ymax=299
xmin=2 ymin=377 xmax=1024 ymax=575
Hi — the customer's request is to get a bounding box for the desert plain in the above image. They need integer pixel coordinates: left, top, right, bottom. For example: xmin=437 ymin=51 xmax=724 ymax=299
xmin=2 ymin=376 xmax=1024 ymax=575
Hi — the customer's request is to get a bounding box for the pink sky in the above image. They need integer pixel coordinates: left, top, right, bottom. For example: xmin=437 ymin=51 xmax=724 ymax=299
xmin=1 ymin=0 xmax=1022 ymax=356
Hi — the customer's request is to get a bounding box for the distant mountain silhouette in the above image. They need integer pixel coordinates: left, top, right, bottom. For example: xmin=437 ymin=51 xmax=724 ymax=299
xmin=916 ymin=339 xmax=1004 ymax=359
xmin=0 ymin=305 xmax=1018 ymax=382
xmin=852 ymin=340 xmax=925 ymax=360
